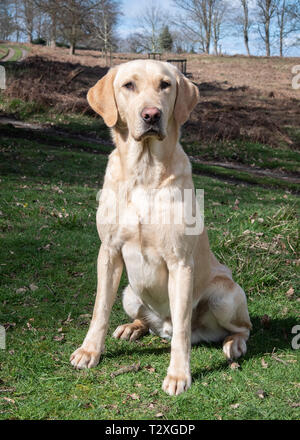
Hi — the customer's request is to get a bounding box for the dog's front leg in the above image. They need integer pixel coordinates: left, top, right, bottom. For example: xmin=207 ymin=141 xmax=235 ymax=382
xmin=162 ymin=261 xmax=193 ymax=396
xmin=70 ymin=244 xmax=123 ymax=369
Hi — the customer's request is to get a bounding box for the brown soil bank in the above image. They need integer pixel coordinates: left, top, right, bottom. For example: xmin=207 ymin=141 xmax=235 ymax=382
xmin=2 ymin=47 xmax=300 ymax=148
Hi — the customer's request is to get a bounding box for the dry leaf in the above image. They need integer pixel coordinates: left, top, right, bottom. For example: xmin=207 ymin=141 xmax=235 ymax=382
xmin=256 ymin=389 xmax=266 ymax=399
xmin=145 ymin=365 xmax=156 ymax=373
xmin=53 ymin=334 xmax=65 ymax=342
xmin=261 ymin=358 xmax=268 ymax=369
xmin=156 ymin=413 xmax=164 ymax=418
xmin=286 ymin=287 xmax=294 ymax=299
xmin=129 ymin=393 xmax=140 ymax=400
xmin=16 ymin=287 xmax=27 ymax=294
xmin=230 ymin=403 xmax=240 ymax=409
xmin=3 ymin=397 xmax=15 ymax=404
xmin=260 ymin=314 xmax=271 ymax=329
xmin=230 ymin=362 xmax=240 ymax=370
xmin=29 ymin=283 xmax=38 ymax=291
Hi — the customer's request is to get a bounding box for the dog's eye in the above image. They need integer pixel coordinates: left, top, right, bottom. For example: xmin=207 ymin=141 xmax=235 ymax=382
xmin=160 ymin=81 xmax=171 ymax=90
xmin=123 ymin=82 xmax=134 ymax=91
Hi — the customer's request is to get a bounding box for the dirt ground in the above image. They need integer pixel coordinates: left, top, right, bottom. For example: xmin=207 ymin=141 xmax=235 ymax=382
xmin=2 ymin=44 xmax=300 ymax=148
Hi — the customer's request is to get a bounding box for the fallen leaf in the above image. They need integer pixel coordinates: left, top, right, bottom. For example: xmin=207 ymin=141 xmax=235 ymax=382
xmin=16 ymin=287 xmax=27 ymax=294
xmin=256 ymin=389 xmax=266 ymax=399
xmin=145 ymin=365 xmax=156 ymax=373
xmin=261 ymin=358 xmax=268 ymax=369
xmin=230 ymin=362 xmax=240 ymax=370
xmin=3 ymin=397 xmax=15 ymax=404
xmin=286 ymin=287 xmax=294 ymax=299
xmin=260 ymin=314 xmax=271 ymax=329
xmin=230 ymin=403 xmax=240 ymax=409
xmin=29 ymin=283 xmax=38 ymax=292
xmin=156 ymin=412 xmax=164 ymax=418
xmin=53 ymin=334 xmax=65 ymax=342
xmin=129 ymin=393 xmax=140 ymax=400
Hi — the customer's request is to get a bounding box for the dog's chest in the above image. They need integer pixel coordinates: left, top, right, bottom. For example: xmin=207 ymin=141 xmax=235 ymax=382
xmin=121 ymin=241 xmax=169 ymax=315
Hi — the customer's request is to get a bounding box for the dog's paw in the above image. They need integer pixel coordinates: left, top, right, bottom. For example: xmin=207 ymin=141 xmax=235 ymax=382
xmin=112 ymin=321 xmax=147 ymax=341
xmin=162 ymin=372 xmax=191 ymax=396
xmin=223 ymin=333 xmax=247 ymax=361
xmin=70 ymin=346 xmax=100 ymax=369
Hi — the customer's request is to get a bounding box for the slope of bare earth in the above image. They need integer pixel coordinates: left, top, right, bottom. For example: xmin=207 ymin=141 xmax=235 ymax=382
xmin=2 ymin=45 xmax=300 ymax=148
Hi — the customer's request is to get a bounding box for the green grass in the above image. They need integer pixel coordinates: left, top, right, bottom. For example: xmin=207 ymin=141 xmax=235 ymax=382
xmin=183 ymin=140 xmax=300 ymax=175
xmin=0 ymin=122 xmax=299 ymax=420
xmin=0 ymin=44 xmax=26 ymax=62
xmin=0 ymin=46 xmax=8 ymax=60
xmin=192 ymin=161 xmax=299 ymax=193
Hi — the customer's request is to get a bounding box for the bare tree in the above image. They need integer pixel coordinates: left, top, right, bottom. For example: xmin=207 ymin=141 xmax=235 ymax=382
xmin=0 ymin=0 xmax=16 ymax=40
xmin=212 ymin=0 xmax=228 ymax=55
xmin=21 ymin=0 xmax=37 ymax=43
xmin=173 ymin=0 xmax=229 ymax=54
xmin=132 ymin=0 xmax=168 ymax=53
xmin=239 ymin=0 xmax=252 ymax=56
xmin=257 ymin=0 xmax=279 ymax=56
xmin=276 ymin=0 xmax=299 ymax=56
xmin=57 ymin=0 xmax=100 ymax=55
xmin=87 ymin=0 xmax=120 ymax=63
xmin=34 ymin=0 xmax=60 ymax=47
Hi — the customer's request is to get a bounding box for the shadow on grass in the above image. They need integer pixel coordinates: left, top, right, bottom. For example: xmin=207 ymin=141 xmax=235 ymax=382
xmin=94 ymin=314 xmax=297 ymax=382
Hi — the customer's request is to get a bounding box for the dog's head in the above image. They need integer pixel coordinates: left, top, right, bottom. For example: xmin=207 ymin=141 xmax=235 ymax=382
xmin=87 ymin=60 xmax=199 ymax=142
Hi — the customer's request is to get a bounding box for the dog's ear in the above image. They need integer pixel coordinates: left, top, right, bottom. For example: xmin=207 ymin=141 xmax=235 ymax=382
xmin=87 ymin=67 xmax=118 ymax=127
xmin=174 ymin=73 xmax=199 ymax=125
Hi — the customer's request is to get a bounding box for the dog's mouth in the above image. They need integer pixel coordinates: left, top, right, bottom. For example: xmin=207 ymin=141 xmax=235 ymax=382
xmin=137 ymin=127 xmax=165 ymax=141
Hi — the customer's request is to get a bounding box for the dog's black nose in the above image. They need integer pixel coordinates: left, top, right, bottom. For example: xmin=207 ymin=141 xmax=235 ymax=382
xmin=141 ymin=107 xmax=161 ymax=125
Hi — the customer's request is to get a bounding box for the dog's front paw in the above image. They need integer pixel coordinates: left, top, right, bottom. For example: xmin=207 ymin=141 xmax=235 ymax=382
xmin=70 ymin=346 xmax=100 ymax=369
xmin=162 ymin=372 xmax=191 ymax=396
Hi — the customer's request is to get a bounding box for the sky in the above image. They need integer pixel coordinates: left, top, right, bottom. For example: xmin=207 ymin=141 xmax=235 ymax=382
xmin=118 ymin=0 xmax=300 ymax=57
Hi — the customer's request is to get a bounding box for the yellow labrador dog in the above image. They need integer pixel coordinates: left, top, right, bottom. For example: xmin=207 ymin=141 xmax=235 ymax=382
xmin=70 ymin=60 xmax=251 ymax=395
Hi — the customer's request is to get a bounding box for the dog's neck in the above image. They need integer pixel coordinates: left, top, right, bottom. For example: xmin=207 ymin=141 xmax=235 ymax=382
xmin=111 ymin=119 xmax=180 ymax=189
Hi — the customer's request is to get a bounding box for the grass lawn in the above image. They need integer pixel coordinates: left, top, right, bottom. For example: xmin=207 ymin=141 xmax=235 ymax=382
xmin=0 ymin=45 xmax=23 ymax=62
xmin=0 ymin=47 xmax=8 ymax=60
xmin=0 ymin=113 xmax=299 ymax=420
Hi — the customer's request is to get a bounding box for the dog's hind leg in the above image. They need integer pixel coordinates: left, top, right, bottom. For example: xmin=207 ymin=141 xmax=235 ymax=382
xmin=112 ymin=285 xmax=149 ymax=341
xmin=207 ymin=275 xmax=252 ymax=361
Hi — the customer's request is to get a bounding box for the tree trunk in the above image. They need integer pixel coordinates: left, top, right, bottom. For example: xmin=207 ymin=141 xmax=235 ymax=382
xmin=244 ymin=32 xmax=250 ymax=56
xmin=265 ymin=19 xmax=270 ymax=56
xmin=69 ymin=42 xmax=75 ymax=55
xmin=50 ymin=14 xmax=57 ymax=48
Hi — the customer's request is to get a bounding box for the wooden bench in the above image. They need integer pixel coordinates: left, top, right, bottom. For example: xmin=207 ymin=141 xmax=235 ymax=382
xmin=166 ymin=59 xmax=187 ymax=75
xmin=148 ymin=52 xmax=162 ymax=60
